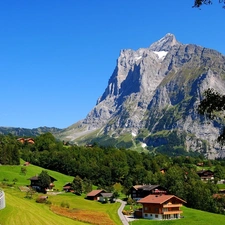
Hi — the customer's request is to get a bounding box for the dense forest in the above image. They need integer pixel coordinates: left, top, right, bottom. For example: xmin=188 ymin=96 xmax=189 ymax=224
xmin=1 ymin=133 xmax=225 ymax=214
xmin=0 ymin=134 xmax=20 ymax=165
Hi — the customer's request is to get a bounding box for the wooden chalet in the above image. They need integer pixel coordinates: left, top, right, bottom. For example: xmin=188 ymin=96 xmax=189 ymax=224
xmin=63 ymin=182 xmax=73 ymax=192
xmin=23 ymin=161 xmax=30 ymax=166
xmin=17 ymin=138 xmax=35 ymax=144
xmin=131 ymin=184 xmax=167 ymax=200
xmin=197 ymin=170 xmax=214 ymax=181
xmin=86 ymin=190 xmax=105 ymax=200
xmin=28 ymin=175 xmax=57 ymax=192
xmin=136 ymin=194 xmax=186 ymax=220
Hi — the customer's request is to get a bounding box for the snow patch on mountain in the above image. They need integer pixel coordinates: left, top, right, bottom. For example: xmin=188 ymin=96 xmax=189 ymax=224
xmin=153 ymin=51 xmax=168 ymax=60
xmin=134 ymin=56 xmax=142 ymax=61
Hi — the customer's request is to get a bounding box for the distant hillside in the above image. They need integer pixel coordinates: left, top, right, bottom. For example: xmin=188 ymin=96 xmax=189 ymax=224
xmin=0 ymin=126 xmax=62 ymax=137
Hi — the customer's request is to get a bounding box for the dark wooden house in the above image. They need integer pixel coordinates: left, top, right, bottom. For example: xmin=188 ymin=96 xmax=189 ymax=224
xmin=131 ymin=184 xmax=167 ymax=200
xmin=28 ymin=175 xmax=57 ymax=192
xmin=63 ymin=182 xmax=74 ymax=192
xmin=197 ymin=170 xmax=214 ymax=181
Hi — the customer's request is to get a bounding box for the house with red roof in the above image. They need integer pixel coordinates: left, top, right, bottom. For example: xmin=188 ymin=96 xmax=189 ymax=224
xmin=136 ymin=194 xmax=186 ymax=220
xmin=17 ymin=138 xmax=35 ymax=144
xmin=86 ymin=190 xmax=105 ymax=200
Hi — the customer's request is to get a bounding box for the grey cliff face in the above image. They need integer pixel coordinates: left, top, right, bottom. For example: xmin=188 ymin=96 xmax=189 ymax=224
xmin=61 ymin=33 xmax=225 ymax=158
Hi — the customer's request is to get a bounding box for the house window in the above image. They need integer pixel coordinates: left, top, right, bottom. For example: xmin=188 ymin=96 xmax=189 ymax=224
xmin=145 ymin=207 xmax=148 ymax=211
xmin=155 ymin=215 xmax=158 ymax=218
xmin=163 ymin=215 xmax=170 ymax=220
xmin=145 ymin=214 xmax=148 ymax=217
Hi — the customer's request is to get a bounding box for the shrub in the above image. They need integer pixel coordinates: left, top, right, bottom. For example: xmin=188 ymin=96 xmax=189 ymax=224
xmin=126 ymin=197 xmax=134 ymax=205
xmin=36 ymin=196 xmax=48 ymax=203
xmin=60 ymin=201 xmax=70 ymax=208
xmin=122 ymin=210 xmax=133 ymax=215
xmin=45 ymin=200 xmax=52 ymax=205
xmin=12 ymin=178 xmax=18 ymax=183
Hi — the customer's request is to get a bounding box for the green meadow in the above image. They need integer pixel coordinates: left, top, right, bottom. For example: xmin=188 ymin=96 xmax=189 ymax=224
xmin=130 ymin=206 xmax=225 ymax=225
xmin=0 ymin=160 xmax=74 ymax=190
xmin=0 ymin=162 xmax=225 ymax=225
xmin=0 ymin=190 xmax=86 ymax=225
xmin=0 ymin=162 xmax=122 ymax=225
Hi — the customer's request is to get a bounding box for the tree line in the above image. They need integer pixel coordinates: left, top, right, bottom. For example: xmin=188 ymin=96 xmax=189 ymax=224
xmin=0 ymin=134 xmax=20 ymax=165
xmin=19 ymin=133 xmax=225 ymax=214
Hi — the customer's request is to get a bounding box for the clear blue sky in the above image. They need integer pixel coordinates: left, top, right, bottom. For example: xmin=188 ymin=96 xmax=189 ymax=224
xmin=0 ymin=0 xmax=224 ymax=129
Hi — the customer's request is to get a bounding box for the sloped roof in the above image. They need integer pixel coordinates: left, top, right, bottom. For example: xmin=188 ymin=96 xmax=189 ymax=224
xmin=140 ymin=184 xmax=160 ymax=191
xmin=63 ymin=186 xmax=71 ymax=189
xmin=63 ymin=182 xmax=72 ymax=187
xmin=138 ymin=195 xmax=186 ymax=204
xmin=28 ymin=175 xmax=57 ymax=181
xmin=28 ymin=175 xmax=39 ymax=181
xmin=132 ymin=185 xmax=143 ymax=190
xmin=86 ymin=190 xmax=104 ymax=197
xmin=133 ymin=184 xmax=167 ymax=192
xmin=101 ymin=193 xmax=113 ymax=198
xmin=197 ymin=170 xmax=214 ymax=175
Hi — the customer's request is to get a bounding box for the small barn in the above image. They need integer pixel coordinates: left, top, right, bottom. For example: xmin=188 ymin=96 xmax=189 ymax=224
xmin=86 ymin=190 xmax=105 ymax=200
xmin=63 ymin=183 xmax=74 ymax=192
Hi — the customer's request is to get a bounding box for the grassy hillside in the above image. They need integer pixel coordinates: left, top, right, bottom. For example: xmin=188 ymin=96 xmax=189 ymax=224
xmin=0 ymin=162 xmax=122 ymax=225
xmin=0 ymin=161 xmax=74 ymax=190
xmin=132 ymin=206 xmax=225 ymax=225
xmin=0 ymin=190 xmax=86 ymax=225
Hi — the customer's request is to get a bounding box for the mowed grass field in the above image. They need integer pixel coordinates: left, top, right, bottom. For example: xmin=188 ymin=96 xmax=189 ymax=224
xmin=132 ymin=206 xmax=225 ymax=225
xmin=0 ymin=162 xmax=122 ymax=225
xmin=0 ymin=190 xmax=86 ymax=225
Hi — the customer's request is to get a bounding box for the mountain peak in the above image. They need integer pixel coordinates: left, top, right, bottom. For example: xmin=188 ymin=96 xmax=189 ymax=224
xmin=149 ymin=33 xmax=181 ymax=51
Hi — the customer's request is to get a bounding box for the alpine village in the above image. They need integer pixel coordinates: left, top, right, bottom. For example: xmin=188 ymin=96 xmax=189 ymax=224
xmin=1 ymin=4 xmax=225 ymax=225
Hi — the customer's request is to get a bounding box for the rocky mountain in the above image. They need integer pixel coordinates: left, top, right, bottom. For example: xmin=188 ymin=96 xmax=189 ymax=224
xmin=58 ymin=33 xmax=225 ymax=159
